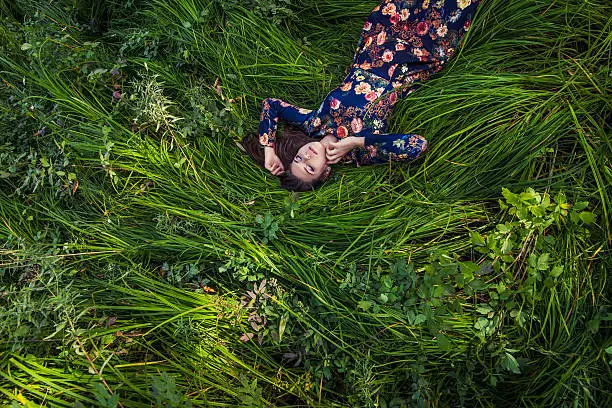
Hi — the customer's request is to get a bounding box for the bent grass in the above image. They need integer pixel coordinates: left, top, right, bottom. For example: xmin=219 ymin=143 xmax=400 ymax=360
xmin=1 ymin=0 xmax=610 ymax=406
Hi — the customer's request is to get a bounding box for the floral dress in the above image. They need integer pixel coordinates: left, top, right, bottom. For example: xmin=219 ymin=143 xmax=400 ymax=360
xmin=258 ymin=0 xmax=481 ymax=165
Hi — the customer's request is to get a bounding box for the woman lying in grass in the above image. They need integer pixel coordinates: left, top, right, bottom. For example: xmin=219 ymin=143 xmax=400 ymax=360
xmin=243 ymin=0 xmax=481 ymax=191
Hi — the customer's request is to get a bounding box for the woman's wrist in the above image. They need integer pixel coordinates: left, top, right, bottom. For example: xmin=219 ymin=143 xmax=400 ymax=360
xmin=351 ymin=136 xmax=365 ymax=148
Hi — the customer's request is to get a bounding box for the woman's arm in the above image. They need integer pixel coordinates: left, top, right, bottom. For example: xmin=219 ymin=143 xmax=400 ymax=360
xmin=258 ymin=98 xmax=314 ymax=148
xmin=357 ymin=130 xmax=428 ymax=165
xmin=326 ymin=131 xmax=427 ymax=165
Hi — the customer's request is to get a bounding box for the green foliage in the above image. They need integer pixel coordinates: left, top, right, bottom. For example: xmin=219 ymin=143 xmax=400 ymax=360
xmin=130 ymin=72 xmax=180 ymax=133
xmin=255 ymin=211 xmax=282 ymax=244
xmin=235 ymin=374 xmax=264 ymax=408
xmin=151 ymin=372 xmax=193 ymax=408
xmin=221 ymin=0 xmax=295 ymax=24
xmin=219 ymin=250 xmax=264 ymax=282
xmin=92 ymin=382 xmax=120 ymax=408
xmin=0 ymin=0 xmax=610 ymax=407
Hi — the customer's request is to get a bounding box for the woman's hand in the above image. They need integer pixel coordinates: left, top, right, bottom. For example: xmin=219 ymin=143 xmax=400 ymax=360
xmin=326 ymin=137 xmax=364 ymax=164
xmin=264 ymin=146 xmax=285 ymax=176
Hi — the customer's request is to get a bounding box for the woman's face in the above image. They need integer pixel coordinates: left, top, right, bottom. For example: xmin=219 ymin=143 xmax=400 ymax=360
xmin=290 ymin=141 xmax=329 ymax=183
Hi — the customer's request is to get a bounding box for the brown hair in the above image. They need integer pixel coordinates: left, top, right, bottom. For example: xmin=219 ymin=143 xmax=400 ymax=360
xmin=241 ymin=126 xmax=328 ymax=192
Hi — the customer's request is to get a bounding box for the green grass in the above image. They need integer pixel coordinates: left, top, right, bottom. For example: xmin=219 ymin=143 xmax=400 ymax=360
xmin=1 ymin=0 xmax=610 ymax=406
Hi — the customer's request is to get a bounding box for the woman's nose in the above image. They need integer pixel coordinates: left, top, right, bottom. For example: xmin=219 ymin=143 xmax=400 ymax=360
xmin=304 ymin=151 xmax=311 ymax=160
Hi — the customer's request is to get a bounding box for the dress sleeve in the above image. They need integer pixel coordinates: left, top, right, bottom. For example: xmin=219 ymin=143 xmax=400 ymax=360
xmin=352 ymin=129 xmax=428 ymax=165
xmin=258 ymin=98 xmax=315 ymax=148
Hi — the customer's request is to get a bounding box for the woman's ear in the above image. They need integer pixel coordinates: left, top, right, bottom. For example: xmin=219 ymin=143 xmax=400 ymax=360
xmin=321 ymin=166 xmax=332 ymax=181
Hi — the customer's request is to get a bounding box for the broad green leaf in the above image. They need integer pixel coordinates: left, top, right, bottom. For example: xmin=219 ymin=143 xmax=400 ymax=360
xmin=278 ymin=314 xmax=289 ymax=342
xmin=555 ymin=192 xmax=567 ymax=205
xmin=502 ymin=353 xmax=521 ymax=374
xmin=550 ymin=265 xmax=563 ymax=278
xmin=573 ymin=201 xmax=589 ymax=211
xmin=579 ymin=212 xmax=596 ymax=224
xmin=528 ymin=253 xmax=538 ymax=268
xmin=537 ymin=253 xmax=550 ymax=270
xmin=474 ymin=317 xmax=489 ymax=330
xmin=501 ymin=238 xmax=513 ymax=254
xmin=476 ymin=305 xmax=493 ymax=315
xmin=437 ymin=334 xmax=451 ymax=351
xmin=470 ymin=231 xmax=486 ymax=246
xmin=414 ymin=314 xmax=427 ymax=325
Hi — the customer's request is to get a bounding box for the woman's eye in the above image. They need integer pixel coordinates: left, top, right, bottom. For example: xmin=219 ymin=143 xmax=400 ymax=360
xmin=294 ymin=155 xmax=302 ymax=163
xmin=308 ymin=165 xmax=314 ymax=173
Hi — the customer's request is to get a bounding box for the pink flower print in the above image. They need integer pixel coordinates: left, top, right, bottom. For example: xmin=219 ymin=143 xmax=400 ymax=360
xmin=341 ymin=81 xmax=353 ymax=92
xmin=382 ymin=49 xmax=394 ymax=62
xmin=366 ymin=145 xmax=377 ymax=157
xmin=409 ymin=135 xmax=421 ymax=147
xmin=464 ymin=20 xmax=471 ymax=31
xmin=388 ymin=91 xmax=398 ymax=105
xmin=336 ymin=126 xmax=348 ymax=138
xmin=351 ymin=118 xmax=363 ymax=134
xmin=365 ymin=90 xmax=378 ymax=102
xmin=413 ymin=48 xmax=424 ymax=57
xmin=420 ymin=138 xmax=428 ymax=154
xmin=416 ymin=21 xmax=429 ymax=36
xmin=366 ymin=37 xmax=373 ymax=48
xmin=437 ymin=25 xmax=448 ymax=37
xmin=401 ymin=9 xmax=410 ymax=21
xmin=330 ymin=98 xmax=341 ymax=109
xmin=364 ymin=21 xmax=372 ymax=31
xmin=392 ymin=81 xmax=402 ymax=89
xmin=387 ymin=64 xmax=398 ymax=77
xmin=365 ymin=91 xmax=378 ymax=102
xmin=354 ymin=82 xmax=372 ymax=95
xmin=396 ymin=42 xmax=406 ymax=51
xmin=377 ymin=31 xmax=387 ymax=45
xmin=280 ymin=101 xmax=290 ymax=107
xmin=312 ymin=117 xmax=321 ymax=127
xmin=390 ymin=13 xmax=400 ymax=25
xmin=360 ymin=61 xmax=372 ymax=70
xmin=382 ymin=3 xmax=396 ymax=15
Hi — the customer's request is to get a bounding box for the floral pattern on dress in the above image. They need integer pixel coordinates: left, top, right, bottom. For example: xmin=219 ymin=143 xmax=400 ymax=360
xmin=258 ymin=0 xmax=480 ymax=165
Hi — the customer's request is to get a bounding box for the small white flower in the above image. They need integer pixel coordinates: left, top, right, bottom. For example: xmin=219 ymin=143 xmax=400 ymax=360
xmin=457 ymin=0 xmax=471 ymax=10
xmin=393 ymin=139 xmax=406 ymax=150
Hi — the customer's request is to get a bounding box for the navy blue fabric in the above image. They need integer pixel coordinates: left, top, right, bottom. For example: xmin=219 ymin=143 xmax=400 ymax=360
xmin=259 ymin=0 xmax=480 ymax=165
